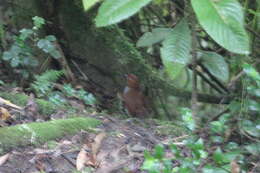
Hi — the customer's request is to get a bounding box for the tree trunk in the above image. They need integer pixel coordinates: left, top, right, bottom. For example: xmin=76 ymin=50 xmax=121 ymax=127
xmin=1 ymin=0 xmax=233 ymax=114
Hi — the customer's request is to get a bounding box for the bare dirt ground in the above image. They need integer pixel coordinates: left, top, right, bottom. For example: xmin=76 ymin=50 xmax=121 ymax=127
xmin=0 ymin=113 xmax=167 ymax=173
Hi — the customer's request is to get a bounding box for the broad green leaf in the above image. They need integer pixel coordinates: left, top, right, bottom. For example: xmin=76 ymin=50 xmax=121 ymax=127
xmin=10 ymin=45 xmax=22 ymax=55
xmin=37 ymin=39 xmax=51 ymax=51
xmin=210 ymin=121 xmax=225 ymax=134
xmin=19 ymin=29 xmax=33 ymax=40
xmin=181 ymin=108 xmax=195 ymax=131
xmin=213 ymin=148 xmax=230 ymax=164
xmin=187 ymin=138 xmax=204 ymax=150
xmin=3 ymin=51 xmax=13 ymax=60
xmin=137 ymin=28 xmax=173 ymax=47
xmin=32 ymin=16 xmax=45 ymax=29
xmin=141 ymin=157 xmax=159 ymax=171
xmin=248 ymin=100 xmax=260 ymax=112
xmin=82 ymin=0 xmax=101 ymax=11
xmin=170 ymin=144 xmax=181 ymax=158
xmin=161 ymin=19 xmax=191 ymax=65
xmin=45 ymin=35 xmax=56 ymax=41
xmin=191 ymin=0 xmax=250 ymax=54
xmin=11 ymin=57 xmax=20 ymax=67
xmin=22 ymin=57 xmax=38 ymax=67
xmin=83 ymin=93 xmax=97 ymax=105
xmin=210 ymin=136 xmax=224 ymax=143
xmin=244 ymin=143 xmax=260 ymax=156
xmin=178 ymin=167 xmax=193 ymax=173
xmin=243 ymin=63 xmax=260 ymax=81
xmin=50 ymin=50 xmax=61 ymax=59
xmin=202 ymin=165 xmax=228 ymax=173
xmin=225 ymin=142 xmax=239 ymax=150
xmin=0 ymin=80 xmax=4 ymax=85
xmin=241 ymin=120 xmax=260 ymax=137
xmin=200 ymin=51 xmax=229 ymax=82
xmin=153 ymin=144 xmax=165 ymax=159
xmin=95 ymin=0 xmax=152 ymax=27
xmin=164 ymin=61 xmax=186 ymax=80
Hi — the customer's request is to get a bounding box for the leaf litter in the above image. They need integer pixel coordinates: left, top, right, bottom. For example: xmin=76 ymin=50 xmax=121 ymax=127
xmin=0 ymin=96 xmax=170 ymax=173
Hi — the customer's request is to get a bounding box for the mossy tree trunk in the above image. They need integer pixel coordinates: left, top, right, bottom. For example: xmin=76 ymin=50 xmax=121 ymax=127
xmin=1 ymin=0 xmax=232 ymax=115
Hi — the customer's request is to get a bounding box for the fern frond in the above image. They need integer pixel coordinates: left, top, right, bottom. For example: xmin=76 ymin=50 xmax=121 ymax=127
xmin=31 ymin=70 xmax=64 ymax=97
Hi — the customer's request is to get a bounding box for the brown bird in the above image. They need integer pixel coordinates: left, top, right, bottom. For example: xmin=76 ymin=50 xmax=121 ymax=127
xmin=122 ymin=74 xmax=149 ymax=117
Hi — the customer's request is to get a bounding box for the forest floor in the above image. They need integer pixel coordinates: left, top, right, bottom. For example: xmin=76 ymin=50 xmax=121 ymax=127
xmin=0 ymin=93 xmax=181 ymax=173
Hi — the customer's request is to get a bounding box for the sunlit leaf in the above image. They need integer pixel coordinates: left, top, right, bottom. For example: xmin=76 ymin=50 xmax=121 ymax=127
xmin=50 ymin=50 xmax=61 ymax=59
xmin=202 ymin=165 xmax=228 ymax=173
xmin=161 ymin=19 xmax=191 ymax=65
xmin=2 ymin=52 xmax=13 ymax=60
xmin=11 ymin=57 xmax=20 ymax=67
xmin=191 ymin=0 xmax=250 ymax=54
xmin=200 ymin=51 xmax=229 ymax=82
xmin=137 ymin=28 xmax=173 ymax=47
xmin=82 ymin=0 xmax=101 ymax=11
xmin=153 ymin=144 xmax=165 ymax=159
xmin=181 ymin=108 xmax=195 ymax=131
xmin=45 ymin=35 xmax=56 ymax=41
xmin=243 ymin=63 xmax=260 ymax=81
xmin=95 ymin=0 xmax=152 ymax=27
xmin=19 ymin=29 xmax=33 ymax=40
xmin=241 ymin=120 xmax=260 ymax=137
xmin=32 ymin=16 xmax=45 ymax=29
xmin=213 ymin=148 xmax=230 ymax=164
xmin=163 ymin=62 xmax=186 ymax=80
xmin=244 ymin=143 xmax=260 ymax=156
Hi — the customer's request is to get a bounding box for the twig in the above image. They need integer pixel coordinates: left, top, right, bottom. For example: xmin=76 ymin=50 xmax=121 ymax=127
xmin=71 ymin=60 xmax=89 ymax=81
xmin=61 ymin=153 xmax=76 ymax=167
xmin=187 ymin=2 xmax=199 ymax=128
xmin=249 ymin=161 xmax=260 ymax=173
xmin=198 ymin=62 xmax=230 ymax=93
xmin=147 ymin=6 xmax=167 ymax=25
xmin=227 ymin=59 xmax=260 ymax=90
xmin=246 ymin=26 xmax=260 ymax=39
xmin=156 ymin=90 xmax=172 ymax=120
xmin=54 ymin=41 xmax=75 ymax=82
xmin=172 ymin=135 xmax=189 ymax=141
xmin=188 ymin=64 xmax=225 ymax=94
xmin=206 ymin=109 xmax=229 ymax=124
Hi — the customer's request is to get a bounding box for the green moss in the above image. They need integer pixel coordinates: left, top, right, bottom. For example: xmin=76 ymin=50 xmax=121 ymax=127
xmin=0 ymin=117 xmax=100 ymax=152
xmin=36 ymin=99 xmax=57 ymax=115
xmin=46 ymin=140 xmax=59 ymax=149
xmin=0 ymin=92 xmax=57 ymax=116
xmin=152 ymin=119 xmax=188 ymax=137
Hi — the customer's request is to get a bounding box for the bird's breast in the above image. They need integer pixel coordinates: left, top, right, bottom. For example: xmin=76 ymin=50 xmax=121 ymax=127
xmin=122 ymin=86 xmax=147 ymax=116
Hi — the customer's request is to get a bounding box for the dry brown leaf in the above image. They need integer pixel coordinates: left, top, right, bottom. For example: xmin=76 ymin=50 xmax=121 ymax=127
xmin=92 ymin=132 xmax=106 ymax=155
xmin=76 ymin=144 xmax=98 ymax=171
xmin=76 ymin=133 xmax=106 ymax=170
xmin=0 ymin=153 xmax=10 ymax=166
xmin=76 ymin=146 xmax=88 ymax=171
xmin=0 ymin=97 xmax=22 ymax=110
xmin=35 ymin=160 xmax=46 ymax=172
xmin=231 ymin=160 xmax=240 ymax=173
xmin=0 ymin=107 xmax=11 ymax=121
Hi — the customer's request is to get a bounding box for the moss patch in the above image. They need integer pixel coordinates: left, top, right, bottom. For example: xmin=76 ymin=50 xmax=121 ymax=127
xmin=151 ymin=119 xmax=188 ymax=137
xmin=0 ymin=92 xmax=57 ymax=116
xmin=0 ymin=117 xmax=100 ymax=152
